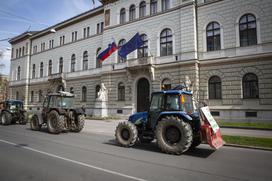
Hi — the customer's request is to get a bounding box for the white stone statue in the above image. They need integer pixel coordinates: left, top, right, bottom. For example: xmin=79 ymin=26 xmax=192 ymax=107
xmin=97 ymin=83 xmax=108 ymax=101
xmin=184 ymin=75 xmax=192 ymax=91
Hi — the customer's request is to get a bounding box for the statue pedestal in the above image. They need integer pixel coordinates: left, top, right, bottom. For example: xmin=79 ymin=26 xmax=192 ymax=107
xmin=93 ymin=100 xmax=108 ymax=117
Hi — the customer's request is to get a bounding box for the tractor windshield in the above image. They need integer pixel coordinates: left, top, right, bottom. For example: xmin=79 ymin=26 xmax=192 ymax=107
xmin=180 ymin=94 xmax=194 ymax=113
xmin=50 ymin=96 xmax=74 ymax=108
xmin=7 ymin=101 xmax=23 ymax=110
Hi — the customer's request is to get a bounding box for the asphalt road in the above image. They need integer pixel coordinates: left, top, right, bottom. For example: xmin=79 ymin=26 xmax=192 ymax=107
xmin=0 ymin=124 xmax=272 ymax=181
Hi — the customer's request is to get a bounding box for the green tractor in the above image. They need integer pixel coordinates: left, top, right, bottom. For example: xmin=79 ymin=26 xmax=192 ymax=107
xmin=115 ymin=87 xmax=222 ymax=155
xmin=30 ymin=91 xmax=85 ymax=134
xmin=0 ymin=100 xmax=27 ymax=125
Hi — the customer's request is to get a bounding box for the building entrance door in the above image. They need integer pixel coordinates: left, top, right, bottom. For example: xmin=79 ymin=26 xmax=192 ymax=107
xmin=137 ymin=78 xmax=150 ymax=112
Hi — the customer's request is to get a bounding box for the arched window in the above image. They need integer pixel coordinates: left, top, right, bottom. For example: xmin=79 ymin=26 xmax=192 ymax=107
xmin=239 ymin=14 xmax=257 ymax=47
xmin=138 ymin=34 xmax=148 ymax=58
xmin=150 ymin=0 xmax=157 ymax=15
xmin=32 ymin=64 xmax=36 ymax=79
xmin=40 ymin=62 xmax=43 ymax=77
xmin=96 ymin=48 xmax=102 ymax=68
xmin=161 ymin=78 xmax=171 ymax=90
xmin=206 ymin=22 xmax=221 ymax=51
xmin=70 ymin=87 xmax=74 ymax=94
xmin=48 ymin=60 xmax=52 ymax=75
xmin=57 ymin=85 xmax=64 ymax=91
xmin=243 ymin=73 xmax=259 ymax=98
xmin=160 ymin=28 xmax=173 ymax=56
xmin=71 ymin=54 xmax=76 ymax=72
xmin=120 ymin=8 xmax=126 ymax=24
xmin=59 ymin=57 xmax=63 ymax=73
xmin=118 ymin=82 xmax=125 ymax=101
xmin=17 ymin=66 xmax=21 ymax=80
xmin=139 ymin=1 xmax=146 ymax=18
xmin=95 ymin=85 xmax=101 ymax=98
xmin=30 ymin=91 xmax=34 ymax=103
xmin=129 ymin=5 xmax=136 ymax=21
xmin=82 ymin=86 xmax=87 ymax=102
xmin=209 ymin=76 xmax=222 ymax=99
xmin=162 ymin=0 xmax=170 ymax=11
xmin=38 ymin=90 xmax=43 ymax=102
xmin=118 ymin=39 xmax=127 ymax=63
xmin=83 ymin=51 xmax=88 ymax=70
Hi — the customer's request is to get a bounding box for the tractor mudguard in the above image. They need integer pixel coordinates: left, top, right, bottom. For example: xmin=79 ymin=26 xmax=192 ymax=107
xmin=158 ymin=112 xmax=192 ymax=122
xmin=73 ymin=108 xmax=85 ymax=115
xmin=128 ymin=112 xmax=148 ymax=125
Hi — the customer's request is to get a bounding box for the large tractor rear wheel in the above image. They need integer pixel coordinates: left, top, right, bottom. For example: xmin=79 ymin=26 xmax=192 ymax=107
xmin=47 ymin=110 xmax=65 ymax=134
xmin=1 ymin=111 xmax=12 ymax=125
xmin=115 ymin=121 xmax=138 ymax=147
xmin=71 ymin=115 xmax=85 ymax=132
xmin=156 ymin=117 xmax=193 ymax=155
xmin=30 ymin=115 xmax=41 ymax=131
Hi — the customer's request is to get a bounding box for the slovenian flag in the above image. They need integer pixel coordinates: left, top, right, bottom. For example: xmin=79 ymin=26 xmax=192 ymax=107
xmin=97 ymin=42 xmax=118 ymax=62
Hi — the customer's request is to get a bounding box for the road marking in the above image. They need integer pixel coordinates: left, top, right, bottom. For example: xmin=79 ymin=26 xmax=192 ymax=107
xmin=0 ymin=139 xmax=147 ymax=181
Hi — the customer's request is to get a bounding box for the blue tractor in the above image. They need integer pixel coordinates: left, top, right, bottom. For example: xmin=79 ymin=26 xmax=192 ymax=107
xmin=115 ymin=88 xmax=202 ymax=155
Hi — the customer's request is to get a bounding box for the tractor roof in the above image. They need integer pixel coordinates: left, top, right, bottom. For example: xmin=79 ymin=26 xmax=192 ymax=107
xmin=153 ymin=90 xmax=193 ymax=95
xmin=1 ymin=100 xmax=24 ymax=104
xmin=48 ymin=91 xmax=74 ymax=97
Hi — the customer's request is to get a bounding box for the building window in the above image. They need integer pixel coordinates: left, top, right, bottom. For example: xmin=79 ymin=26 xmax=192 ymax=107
xmin=38 ymin=90 xmax=43 ymax=102
xmin=83 ymin=51 xmax=88 ymax=70
xmin=33 ymin=46 xmax=37 ymax=54
xmin=30 ymin=91 xmax=34 ymax=103
xmin=118 ymin=82 xmax=125 ymax=101
xmin=139 ymin=1 xmax=146 ymax=18
xmin=162 ymin=0 xmax=170 ymax=11
xmin=118 ymin=39 xmax=126 ymax=63
xmin=32 ymin=64 xmax=36 ymax=79
xmin=129 ymin=5 xmax=136 ymax=21
xmin=22 ymin=46 xmax=25 ymax=56
xmin=70 ymin=87 xmax=74 ymax=94
xmin=161 ymin=78 xmax=171 ymax=90
xmin=49 ymin=39 xmax=54 ymax=49
xmin=96 ymin=48 xmax=102 ymax=68
xmin=19 ymin=48 xmax=21 ymax=57
xmin=48 ymin=60 xmax=52 ymax=75
xmin=160 ymin=28 xmax=173 ymax=56
xmin=84 ymin=27 xmax=90 ymax=38
xmin=72 ymin=31 xmax=78 ymax=42
xmin=82 ymin=86 xmax=87 ymax=102
xmin=40 ymin=62 xmax=43 ymax=77
xmin=243 ymin=73 xmax=259 ymax=99
xmin=239 ymin=14 xmax=257 ymax=47
xmin=138 ymin=34 xmax=148 ymax=58
xmin=60 ymin=35 xmax=65 ymax=45
xmin=150 ymin=0 xmax=157 ymax=15
xmin=59 ymin=57 xmax=63 ymax=73
xmin=41 ymin=42 xmax=45 ymax=51
xmin=120 ymin=8 xmax=126 ymax=24
xmin=16 ymin=91 xmax=19 ymax=100
xmin=206 ymin=22 xmax=221 ymax=51
xmin=95 ymin=85 xmax=100 ymax=98
xmin=71 ymin=54 xmax=76 ymax=72
xmin=17 ymin=66 xmax=21 ymax=80
xmin=209 ymin=76 xmax=222 ymax=99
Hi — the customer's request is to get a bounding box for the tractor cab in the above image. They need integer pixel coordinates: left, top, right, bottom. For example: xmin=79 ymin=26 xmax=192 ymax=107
xmin=43 ymin=91 xmax=75 ymax=109
xmin=148 ymin=90 xmax=195 ymax=130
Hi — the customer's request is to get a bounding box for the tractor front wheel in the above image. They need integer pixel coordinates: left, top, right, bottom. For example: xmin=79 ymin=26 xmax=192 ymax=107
xmin=47 ymin=110 xmax=65 ymax=134
xmin=1 ymin=111 xmax=12 ymax=125
xmin=156 ymin=117 xmax=193 ymax=155
xmin=115 ymin=121 xmax=138 ymax=147
xmin=30 ymin=115 xmax=41 ymax=131
xmin=71 ymin=115 xmax=85 ymax=132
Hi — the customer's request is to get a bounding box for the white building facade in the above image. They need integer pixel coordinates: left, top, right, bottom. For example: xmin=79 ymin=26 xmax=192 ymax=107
xmin=9 ymin=0 xmax=272 ymax=122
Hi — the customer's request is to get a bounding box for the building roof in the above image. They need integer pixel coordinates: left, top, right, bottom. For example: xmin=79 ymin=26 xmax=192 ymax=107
xmin=9 ymin=5 xmax=104 ymax=44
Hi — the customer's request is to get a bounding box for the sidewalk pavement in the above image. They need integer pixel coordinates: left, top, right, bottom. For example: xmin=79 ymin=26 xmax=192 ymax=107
xmin=83 ymin=119 xmax=272 ymax=138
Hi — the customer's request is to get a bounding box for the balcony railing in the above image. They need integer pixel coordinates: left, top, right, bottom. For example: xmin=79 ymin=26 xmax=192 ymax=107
xmin=48 ymin=73 xmax=66 ymax=81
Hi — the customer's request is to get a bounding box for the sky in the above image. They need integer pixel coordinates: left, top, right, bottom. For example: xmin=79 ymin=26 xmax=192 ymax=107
xmin=0 ymin=0 xmax=101 ymax=76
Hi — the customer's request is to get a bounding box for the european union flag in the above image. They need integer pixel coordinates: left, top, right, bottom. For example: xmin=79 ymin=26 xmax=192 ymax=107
xmin=118 ymin=33 xmax=144 ymax=58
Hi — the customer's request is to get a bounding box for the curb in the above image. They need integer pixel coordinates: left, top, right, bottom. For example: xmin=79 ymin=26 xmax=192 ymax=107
xmin=220 ymin=126 xmax=272 ymax=131
xmin=224 ymin=143 xmax=272 ymax=151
